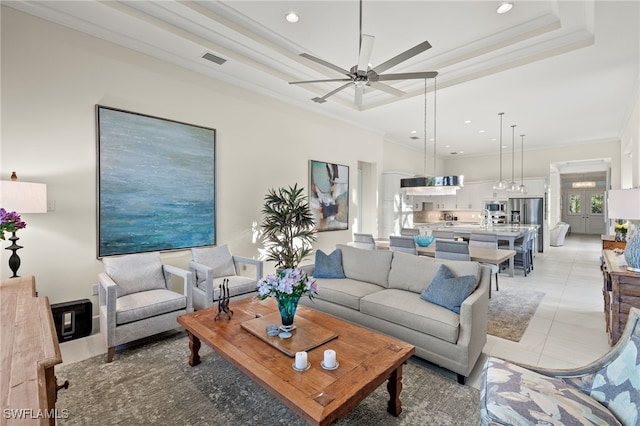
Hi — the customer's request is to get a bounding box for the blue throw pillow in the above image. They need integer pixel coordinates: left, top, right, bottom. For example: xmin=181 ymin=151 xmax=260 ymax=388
xmin=421 ymin=264 xmax=476 ymax=314
xmin=313 ymin=249 xmax=346 ymax=278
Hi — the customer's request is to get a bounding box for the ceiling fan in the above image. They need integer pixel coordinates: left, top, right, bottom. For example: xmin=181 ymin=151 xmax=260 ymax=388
xmin=289 ymin=0 xmax=438 ymax=106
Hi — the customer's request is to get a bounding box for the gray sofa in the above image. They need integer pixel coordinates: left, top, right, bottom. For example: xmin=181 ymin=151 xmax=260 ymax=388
xmin=300 ymin=244 xmax=490 ymax=384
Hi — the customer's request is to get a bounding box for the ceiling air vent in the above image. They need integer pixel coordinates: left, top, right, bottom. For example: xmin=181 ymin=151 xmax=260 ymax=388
xmin=202 ymin=52 xmax=227 ymax=65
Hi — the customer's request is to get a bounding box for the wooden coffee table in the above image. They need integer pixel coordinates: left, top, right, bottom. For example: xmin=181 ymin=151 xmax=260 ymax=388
xmin=177 ymin=297 xmax=415 ymax=425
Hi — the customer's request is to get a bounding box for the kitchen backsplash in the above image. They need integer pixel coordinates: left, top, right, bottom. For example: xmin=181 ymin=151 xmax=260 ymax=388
xmin=413 ymin=210 xmax=482 ymax=223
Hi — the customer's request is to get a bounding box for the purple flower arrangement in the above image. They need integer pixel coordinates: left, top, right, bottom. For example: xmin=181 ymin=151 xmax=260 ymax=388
xmin=257 ymin=267 xmax=318 ymax=301
xmin=0 ymin=208 xmax=26 ymax=240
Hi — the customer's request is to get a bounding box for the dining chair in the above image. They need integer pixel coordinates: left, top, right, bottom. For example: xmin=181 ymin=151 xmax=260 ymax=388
xmin=352 ymin=233 xmax=376 ymax=250
xmin=389 ymin=235 xmax=417 ymax=255
xmin=400 ymin=227 xmax=420 ymax=237
xmin=469 ymin=233 xmax=499 ymax=297
xmin=435 ymin=240 xmax=470 ymax=261
xmin=432 ymin=230 xmax=455 ymax=241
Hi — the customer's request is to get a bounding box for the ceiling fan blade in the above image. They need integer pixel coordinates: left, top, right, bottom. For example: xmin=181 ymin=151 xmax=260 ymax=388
xmin=357 ymin=34 xmax=375 ymax=74
xmin=300 ymin=53 xmax=351 ymax=76
xmin=355 ymin=85 xmax=364 ymax=106
xmin=289 ymin=78 xmax=352 ymax=85
xmin=369 ymin=81 xmax=405 ymax=97
xmin=372 ymin=40 xmax=432 ymax=74
xmin=377 ymin=71 xmax=438 ymax=81
xmin=312 ymin=82 xmax=353 ymax=103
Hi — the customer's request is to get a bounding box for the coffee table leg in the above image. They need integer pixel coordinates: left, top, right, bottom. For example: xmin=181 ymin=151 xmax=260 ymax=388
xmin=386 ymin=364 xmax=404 ymax=416
xmin=188 ymin=331 xmax=201 ymax=367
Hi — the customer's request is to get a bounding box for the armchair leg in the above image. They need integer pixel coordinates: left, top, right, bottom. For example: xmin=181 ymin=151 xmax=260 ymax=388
xmin=456 ymin=373 xmax=465 ymax=385
xmin=107 ymin=347 xmax=115 ymax=363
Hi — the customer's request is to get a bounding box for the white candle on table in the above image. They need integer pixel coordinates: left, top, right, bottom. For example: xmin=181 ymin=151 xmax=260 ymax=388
xmin=324 ymin=349 xmax=336 ymax=368
xmin=295 ymin=351 xmax=307 ymax=370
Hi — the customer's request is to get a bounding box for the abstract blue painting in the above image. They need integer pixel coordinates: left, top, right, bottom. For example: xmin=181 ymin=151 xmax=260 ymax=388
xmin=97 ymin=106 xmax=215 ymax=257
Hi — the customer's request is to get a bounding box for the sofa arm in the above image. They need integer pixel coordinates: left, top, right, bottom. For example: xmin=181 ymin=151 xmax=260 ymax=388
xmin=457 ymin=265 xmax=490 ymax=370
xmin=98 ymin=272 xmax=117 ymax=346
xmin=163 ymin=264 xmax=193 ymax=313
xmin=232 ymin=256 xmax=263 ymax=281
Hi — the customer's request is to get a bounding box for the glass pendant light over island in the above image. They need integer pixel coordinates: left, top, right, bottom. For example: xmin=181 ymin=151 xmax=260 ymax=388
xmin=493 ymin=112 xmax=508 ymax=190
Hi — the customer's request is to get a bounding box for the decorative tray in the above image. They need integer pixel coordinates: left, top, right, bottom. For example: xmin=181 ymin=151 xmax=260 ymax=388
xmin=241 ymin=312 xmax=337 ymax=357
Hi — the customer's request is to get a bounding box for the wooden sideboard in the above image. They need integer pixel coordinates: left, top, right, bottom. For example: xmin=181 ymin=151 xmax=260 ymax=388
xmin=601 ymin=234 xmax=627 ymax=251
xmin=602 ymin=250 xmax=640 ymax=345
xmin=0 ymin=276 xmax=66 ymax=425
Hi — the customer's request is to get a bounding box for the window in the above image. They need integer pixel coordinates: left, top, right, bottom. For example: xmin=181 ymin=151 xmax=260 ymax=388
xmin=591 ymin=194 xmax=604 ymax=214
xmin=568 ymin=194 xmax=581 ymax=214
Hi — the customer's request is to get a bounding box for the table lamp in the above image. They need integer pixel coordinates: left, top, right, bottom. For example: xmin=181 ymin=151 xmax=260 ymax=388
xmin=608 ymin=189 xmax=640 ymax=272
xmin=0 ymin=174 xmax=47 ymax=277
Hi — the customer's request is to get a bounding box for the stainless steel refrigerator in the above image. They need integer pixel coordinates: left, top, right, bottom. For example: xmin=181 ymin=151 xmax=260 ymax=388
xmin=508 ymin=197 xmax=544 ymax=252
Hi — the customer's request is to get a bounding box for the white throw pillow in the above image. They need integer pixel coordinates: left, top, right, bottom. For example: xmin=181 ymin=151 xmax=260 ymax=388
xmin=102 ymin=252 xmax=166 ymax=297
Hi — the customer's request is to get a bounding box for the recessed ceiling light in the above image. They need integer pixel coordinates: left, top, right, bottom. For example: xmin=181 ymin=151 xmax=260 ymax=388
xmin=285 ymin=11 xmax=299 ymax=23
xmin=497 ymin=2 xmax=513 ymax=14
xmin=464 ymin=120 xmax=472 ymax=124
xmin=411 ymin=130 xmax=417 ymax=134
xmin=445 ymin=144 xmax=451 ymax=148
xmin=479 ymin=130 xmax=485 ymax=133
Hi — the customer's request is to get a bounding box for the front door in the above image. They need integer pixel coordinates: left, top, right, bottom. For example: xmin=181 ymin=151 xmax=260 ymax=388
xmin=563 ymin=190 xmax=606 ymax=235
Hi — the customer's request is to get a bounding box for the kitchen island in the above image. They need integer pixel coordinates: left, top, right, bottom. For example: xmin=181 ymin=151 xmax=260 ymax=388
xmin=433 ymin=224 xmax=539 ymax=277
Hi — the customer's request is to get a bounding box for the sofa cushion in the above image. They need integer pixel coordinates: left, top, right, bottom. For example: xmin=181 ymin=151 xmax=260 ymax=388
xmin=192 ymin=245 xmax=237 ymax=284
xmin=336 ymin=244 xmax=393 ymax=288
xmin=313 ymin=249 xmax=345 ymax=278
xmin=389 ymin=253 xmax=480 ymax=294
xmin=116 ymin=288 xmax=186 ymax=325
xmin=481 ymin=357 xmax=622 ymax=426
xmin=200 ymin=275 xmax=258 ymax=301
xmin=103 ymin=252 xmax=166 ymax=298
xmin=360 ymin=289 xmax=460 ymax=344
xmin=312 ymin=278 xmax=383 ymax=311
xmin=421 ymin=264 xmax=476 ymax=314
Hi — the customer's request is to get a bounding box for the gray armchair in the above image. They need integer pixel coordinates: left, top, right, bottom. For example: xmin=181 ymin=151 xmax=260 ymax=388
xmin=189 ymin=245 xmax=263 ymax=310
xmin=99 ymin=251 xmax=192 ymax=363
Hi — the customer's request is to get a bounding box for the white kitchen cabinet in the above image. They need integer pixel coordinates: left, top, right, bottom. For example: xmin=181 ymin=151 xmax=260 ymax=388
xmin=520 ymin=178 xmax=546 ymax=196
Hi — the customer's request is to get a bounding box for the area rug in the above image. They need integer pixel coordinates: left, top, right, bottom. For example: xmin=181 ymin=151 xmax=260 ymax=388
xmin=56 ymin=333 xmax=480 ymax=425
xmin=487 ymin=289 xmax=545 ymax=342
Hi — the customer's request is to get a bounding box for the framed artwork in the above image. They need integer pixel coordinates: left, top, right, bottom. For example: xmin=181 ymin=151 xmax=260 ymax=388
xmin=309 ymin=160 xmax=349 ymax=232
xmin=96 ymin=105 xmax=216 ymax=257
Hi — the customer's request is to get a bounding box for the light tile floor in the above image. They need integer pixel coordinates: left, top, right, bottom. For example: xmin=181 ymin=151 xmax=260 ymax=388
xmin=60 ymin=234 xmax=613 ymax=391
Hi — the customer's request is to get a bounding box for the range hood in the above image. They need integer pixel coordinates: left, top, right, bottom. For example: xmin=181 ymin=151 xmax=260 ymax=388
xmin=400 ymin=175 xmax=464 ymax=196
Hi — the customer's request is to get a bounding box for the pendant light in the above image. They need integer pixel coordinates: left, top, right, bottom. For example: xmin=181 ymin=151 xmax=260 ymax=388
xmin=519 ymin=134 xmax=526 ymax=193
xmin=492 ymin=112 xmax=508 ymax=190
xmin=401 ymin=78 xmax=463 ymax=195
xmin=507 ymin=124 xmax=519 ymax=192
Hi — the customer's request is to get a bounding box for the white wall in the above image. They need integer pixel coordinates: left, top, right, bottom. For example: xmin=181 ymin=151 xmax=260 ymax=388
xmin=0 ymin=7 xmax=390 ymax=307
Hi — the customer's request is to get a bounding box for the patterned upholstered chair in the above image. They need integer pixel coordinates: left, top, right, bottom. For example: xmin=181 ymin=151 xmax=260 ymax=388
xmin=481 ymin=307 xmax=640 ymax=425
xmin=389 ymin=235 xmax=417 ymax=255
xmin=99 ymin=252 xmax=193 ymax=362
xmin=189 ymin=245 xmax=263 ymax=310
xmin=352 ymin=233 xmax=376 ymax=250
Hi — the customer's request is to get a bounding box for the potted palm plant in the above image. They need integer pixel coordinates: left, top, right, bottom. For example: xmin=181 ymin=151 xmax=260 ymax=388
xmin=260 ymin=183 xmax=317 ymax=269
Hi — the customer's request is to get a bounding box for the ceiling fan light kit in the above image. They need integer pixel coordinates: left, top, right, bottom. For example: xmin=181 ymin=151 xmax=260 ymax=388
xmin=289 ymin=0 xmax=438 ymax=106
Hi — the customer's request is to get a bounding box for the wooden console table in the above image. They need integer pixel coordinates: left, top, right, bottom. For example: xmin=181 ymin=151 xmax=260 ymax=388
xmin=1 ymin=276 xmax=66 ymax=425
xmin=601 ymin=234 xmax=626 ymax=251
xmin=602 ymin=250 xmax=640 ymax=345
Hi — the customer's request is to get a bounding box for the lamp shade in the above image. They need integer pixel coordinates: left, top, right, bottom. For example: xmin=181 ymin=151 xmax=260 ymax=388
xmin=608 ymin=189 xmax=640 ymax=220
xmin=0 ymin=181 xmax=47 ymax=213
